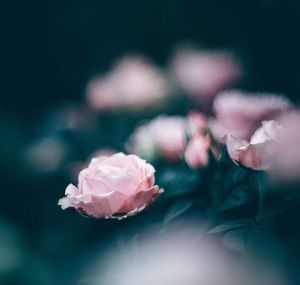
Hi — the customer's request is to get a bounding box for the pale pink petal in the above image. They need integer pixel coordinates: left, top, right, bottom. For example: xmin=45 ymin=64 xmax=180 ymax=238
xmin=65 ymin=183 xmax=80 ymax=196
xmin=250 ymin=120 xmax=281 ymax=144
xmin=75 ymin=191 xmax=127 ymax=218
xmin=119 ymin=186 xmax=163 ymax=214
xmin=237 ymin=143 xmax=266 ymax=170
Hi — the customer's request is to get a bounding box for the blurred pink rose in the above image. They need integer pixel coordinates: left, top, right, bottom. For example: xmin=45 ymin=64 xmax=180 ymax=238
xmin=86 ymin=56 xmax=170 ymax=112
xmin=184 ymin=134 xmax=211 ymax=169
xmin=58 ymin=153 xmax=163 ymax=219
xmin=128 ymin=116 xmax=186 ymax=162
xmin=210 ymin=90 xmax=291 ymax=142
xmin=170 ymin=46 xmax=242 ymax=108
xmin=128 ymin=112 xmax=213 ymax=166
xmin=86 ymin=77 xmax=117 ymax=111
xmin=226 ymin=120 xmax=282 ymax=170
xmin=265 ymin=111 xmax=300 ymax=181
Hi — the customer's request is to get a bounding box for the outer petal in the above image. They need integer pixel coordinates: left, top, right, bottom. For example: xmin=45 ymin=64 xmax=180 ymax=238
xmin=83 ymin=191 xmax=128 ymax=217
xmin=118 ymin=186 xmax=163 ymax=215
xmin=58 ymin=184 xmax=81 ymax=209
xmin=226 ymin=134 xmax=269 ymax=170
xmin=60 ymin=190 xmax=128 ymax=218
xmin=226 ymin=135 xmax=248 ymax=162
xmin=237 ymin=143 xmax=266 ymax=170
xmin=65 ymin=183 xmax=80 ymax=196
xmin=250 ymin=120 xmax=281 ymax=144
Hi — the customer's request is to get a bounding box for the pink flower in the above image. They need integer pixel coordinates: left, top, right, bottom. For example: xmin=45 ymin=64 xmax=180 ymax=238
xmin=86 ymin=77 xmax=118 ymax=111
xmin=226 ymin=120 xmax=282 ymax=170
xmin=128 ymin=113 xmax=213 ymax=167
xmin=86 ymin=56 xmax=170 ymax=112
xmin=58 ymin=153 xmax=163 ymax=219
xmin=184 ymin=134 xmax=211 ymax=169
xmin=210 ymin=90 xmax=291 ymax=142
xmin=170 ymin=46 xmax=242 ymax=108
xmin=128 ymin=116 xmax=186 ymax=162
xmin=265 ymin=111 xmax=300 ymax=181
xmin=128 ymin=113 xmax=212 ymax=164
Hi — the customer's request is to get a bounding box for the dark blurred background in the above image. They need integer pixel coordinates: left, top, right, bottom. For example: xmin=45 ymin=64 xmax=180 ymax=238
xmin=1 ymin=1 xmax=300 ymax=284
xmin=2 ymin=0 xmax=300 ymax=120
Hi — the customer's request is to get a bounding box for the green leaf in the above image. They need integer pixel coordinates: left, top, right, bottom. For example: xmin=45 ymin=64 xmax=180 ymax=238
xmin=163 ymin=200 xmax=195 ymax=224
xmin=207 ymin=219 xmax=253 ymax=234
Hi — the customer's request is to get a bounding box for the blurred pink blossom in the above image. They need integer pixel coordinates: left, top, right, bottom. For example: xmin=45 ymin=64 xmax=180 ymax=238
xmin=86 ymin=56 xmax=170 ymax=112
xmin=170 ymin=46 xmax=242 ymax=108
xmin=128 ymin=112 xmax=212 ymax=166
xmin=265 ymin=111 xmax=300 ymax=181
xmin=58 ymin=153 xmax=163 ymax=219
xmin=210 ymin=90 xmax=291 ymax=142
xmin=92 ymin=226 xmax=289 ymax=285
xmin=128 ymin=116 xmax=186 ymax=162
xmin=226 ymin=120 xmax=282 ymax=170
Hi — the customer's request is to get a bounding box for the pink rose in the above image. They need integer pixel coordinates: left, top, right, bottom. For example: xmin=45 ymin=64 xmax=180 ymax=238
xmin=170 ymin=46 xmax=242 ymax=109
xmin=85 ymin=77 xmax=118 ymax=111
xmin=86 ymin=56 xmax=170 ymax=112
xmin=226 ymin=120 xmax=282 ymax=170
xmin=184 ymin=134 xmax=211 ymax=169
xmin=210 ymin=90 xmax=291 ymax=142
xmin=128 ymin=113 xmax=211 ymax=164
xmin=58 ymin=153 xmax=163 ymax=219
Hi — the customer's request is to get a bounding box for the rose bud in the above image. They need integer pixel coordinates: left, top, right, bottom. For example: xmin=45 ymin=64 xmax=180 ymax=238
xmin=226 ymin=120 xmax=282 ymax=170
xmin=210 ymin=90 xmax=291 ymax=143
xmin=58 ymin=153 xmax=163 ymax=219
xmin=184 ymin=134 xmax=211 ymax=169
xmin=187 ymin=111 xmax=208 ymax=136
